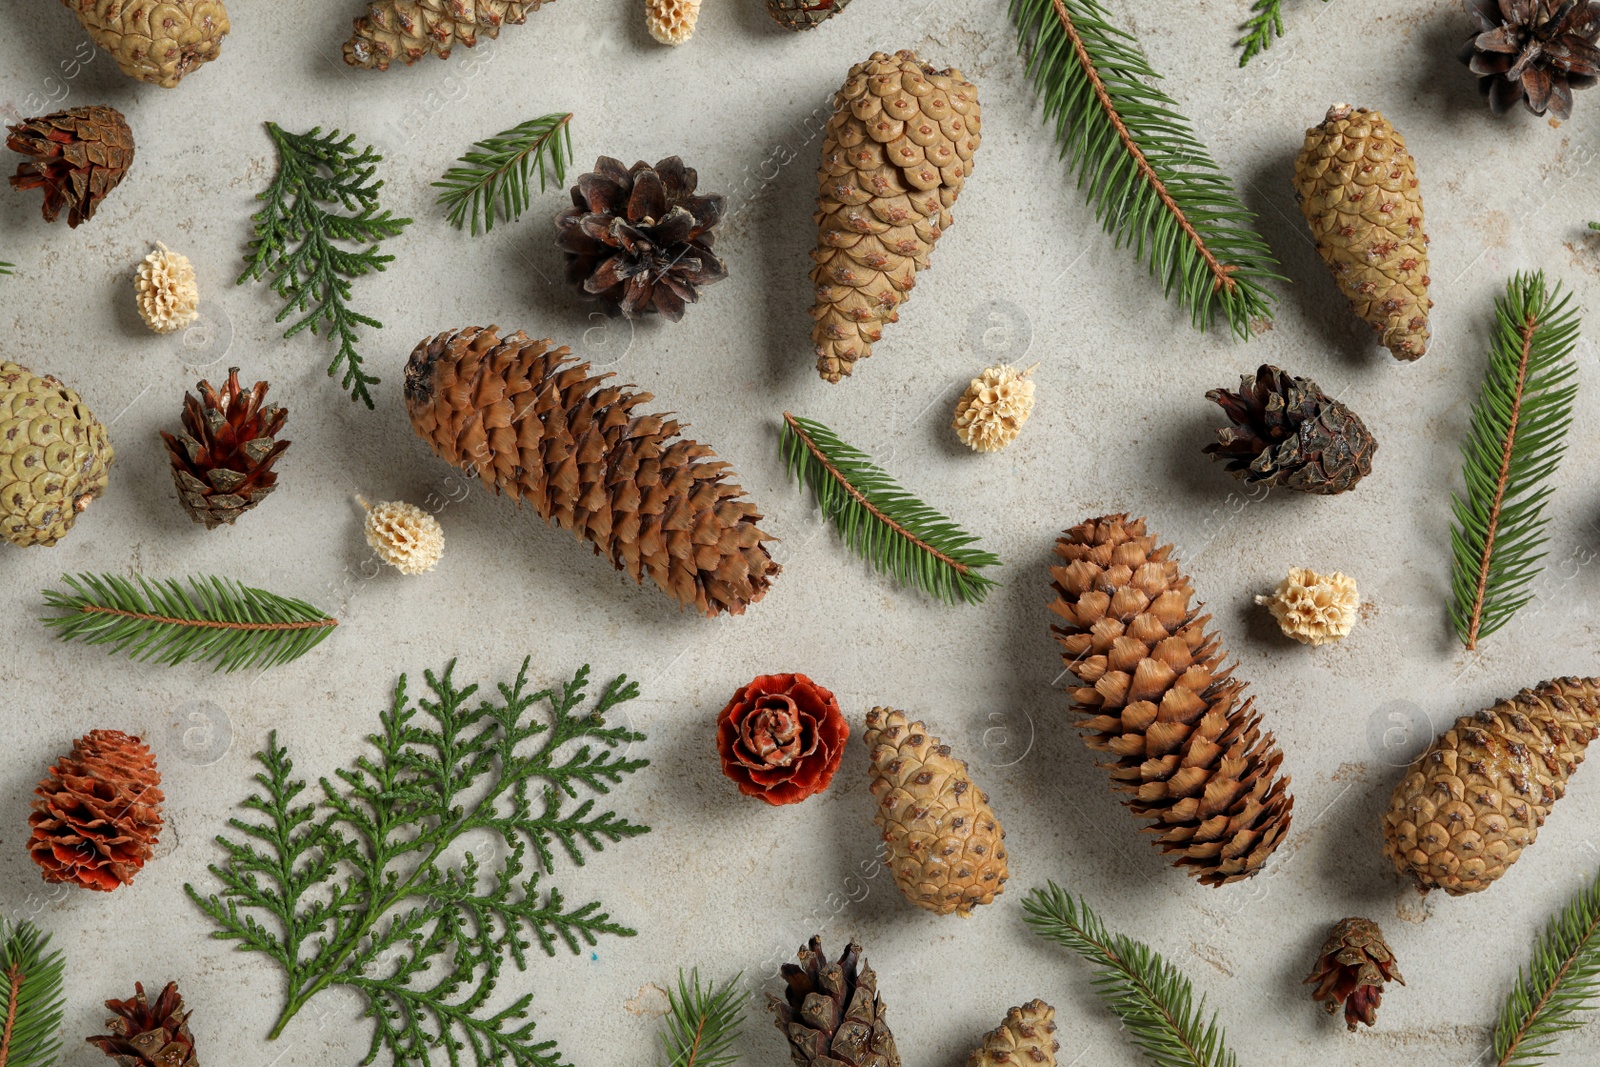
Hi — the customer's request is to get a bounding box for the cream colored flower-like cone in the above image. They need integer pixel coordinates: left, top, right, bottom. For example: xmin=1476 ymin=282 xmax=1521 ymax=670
xmin=646 ymin=0 xmax=700 ymax=43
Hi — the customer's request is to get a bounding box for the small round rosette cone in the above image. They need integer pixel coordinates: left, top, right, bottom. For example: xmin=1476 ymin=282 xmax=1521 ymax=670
xmin=716 ymin=673 xmax=848 ymax=805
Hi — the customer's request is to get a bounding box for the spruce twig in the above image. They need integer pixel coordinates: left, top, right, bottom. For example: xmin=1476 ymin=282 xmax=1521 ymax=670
xmin=658 ymin=970 xmax=746 ymax=1067
xmin=435 ymin=113 xmax=574 ymax=235
xmin=1493 ymin=869 xmax=1600 ymax=1067
xmin=0 ymin=918 xmax=67 ymax=1067
xmin=41 ymin=573 xmax=338 ymax=672
xmin=1024 ymin=883 xmax=1238 ymax=1067
xmin=0 ymin=261 xmax=12 ymax=277
xmin=780 ymin=413 xmax=1001 ymax=605
xmin=1237 ymin=0 xmax=1330 ymax=66
xmin=1449 ymin=271 xmax=1582 ymax=650
xmin=238 ymin=123 xmax=411 ymax=408
xmin=1010 ymin=0 xmax=1282 ymax=339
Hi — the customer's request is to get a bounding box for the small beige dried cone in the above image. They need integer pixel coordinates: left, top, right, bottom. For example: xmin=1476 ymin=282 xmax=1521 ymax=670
xmin=135 ymin=243 xmax=200 ymax=334
xmin=968 ymin=1001 xmax=1059 ymax=1067
xmin=865 ymin=706 xmax=1008 ymax=916
xmin=646 ymin=0 xmax=700 ymax=43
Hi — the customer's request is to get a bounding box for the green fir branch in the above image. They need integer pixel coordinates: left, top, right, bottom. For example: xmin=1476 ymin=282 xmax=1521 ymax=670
xmin=1237 ymin=0 xmax=1330 ymax=66
xmin=1010 ymin=0 xmax=1282 ymax=339
xmin=0 ymin=261 xmax=13 ymax=277
xmin=1493 ymin=868 xmax=1600 ymax=1067
xmin=1450 ymin=271 xmax=1582 ymax=650
xmin=1024 ymin=883 xmax=1238 ymax=1067
xmin=658 ymin=969 xmax=746 ymax=1067
xmin=0 ymin=917 xmax=67 ymax=1067
xmin=41 ymin=573 xmax=337 ymax=673
xmin=185 ymin=660 xmax=651 ymax=1067
xmin=238 ymin=123 xmax=411 ymax=408
xmin=780 ymin=413 xmax=1001 ymax=606
xmin=435 ymin=113 xmax=574 ymax=235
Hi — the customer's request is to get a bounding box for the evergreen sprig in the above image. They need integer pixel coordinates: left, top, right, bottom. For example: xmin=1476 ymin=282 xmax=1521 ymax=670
xmin=0 ymin=918 xmax=67 ymax=1067
xmin=1450 ymin=271 xmax=1582 ymax=650
xmin=1493 ymin=868 xmax=1600 ymax=1066
xmin=1010 ymin=0 xmax=1282 ymax=339
xmin=1024 ymin=883 xmax=1238 ymax=1067
xmin=780 ymin=413 xmax=1001 ymax=605
xmin=1237 ymin=0 xmax=1330 ymax=66
xmin=0 ymin=261 xmax=13 ymax=276
xmin=239 ymin=123 xmax=412 ymax=408
xmin=186 ymin=660 xmax=651 ymax=1067
xmin=658 ymin=970 xmax=747 ymax=1067
xmin=435 ymin=113 xmax=574 ymax=236
xmin=41 ymin=573 xmax=338 ymax=673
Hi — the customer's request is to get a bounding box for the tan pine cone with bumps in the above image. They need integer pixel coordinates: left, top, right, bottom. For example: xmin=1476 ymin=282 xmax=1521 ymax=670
xmin=646 ymin=0 xmax=699 ymax=43
xmin=362 ymin=498 xmax=445 ymax=574
xmin=135 ymin=243 xmax=200 ymax=334
xmin=344 ymin=0 xmax=553 ymax=69
xmin=61 ymin=0 xmax=230 ymax=87
xmin=1256 ymin=567 xmax=1358 ymax=646
xmin=865 ymin=706 xmax=1008 ymax=916
xmin=811 ymin=50 xmax=981 ymax=382
xmin=968 ymin=1000 xmax=1059 ymax=1067
xmin=953 ymin=363 xmax=1036 ymax=453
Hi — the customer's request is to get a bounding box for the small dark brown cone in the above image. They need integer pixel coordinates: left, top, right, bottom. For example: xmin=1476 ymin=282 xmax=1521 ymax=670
xmin=159 ymin=368 xmax=290 ymax=529
xmin=1204 ymin=365 xmax=1377 ymax=496
xmin=87 ymin=981 xmax=199 ymax=1067
xmin=7 ymin=105 xmax=135 ymax=227
xmin=1304 ymin=917 xmax=1404 ymax=1031
xmin=766 ymin=0 xmax=852 ymax=30
xmin=770 ymin=937 xmax=901 ymax=1067
xmin=1461 ymin=0 xmax=1600 ymax=119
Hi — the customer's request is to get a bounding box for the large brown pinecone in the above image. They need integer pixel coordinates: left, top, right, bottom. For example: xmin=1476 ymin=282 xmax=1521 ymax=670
xmin=1204 ymin=365 xmax=1377 ymax=495
xmin=1461 ymin=0 xmax=1600 ymax=119
xmin=159 ymin=369 xmax=290 ymax=529
xmin=1304 ymin=917 xmax=1404 ymax=1032
xmin=968 ymin=1001 xmax=1059 ymax=1067
xmin=811 ymin=50 xmax=981 ymax=382
xmin=29 ymin=730 xmax=164 ymax=892
xmin=344 ymin=0 xmax=553 ymax=69
xmin=404 ymin=326 xmax=778 ymax=616
xmin=1048 ymin=515 xmax=1294 ymax=885
xmin=1292 ymin=105 xmax=1430 ymax=361
xmin=771 ymin=937 xmax=900 ymax=1067
xmin=1382 ymin=677 xmax=1600 ymax=895
xmin=87 ymin=981 xmax=199 ymax=1067
xmin=555 ymin=156 xmax=727 ymax=321
xmin=60 ymin=0 xmax=230 ymax=88
xmin=865 ymin=706 xmax=1008 ymax=916
xmin=7 ymin=106 xmax=135 ymax=228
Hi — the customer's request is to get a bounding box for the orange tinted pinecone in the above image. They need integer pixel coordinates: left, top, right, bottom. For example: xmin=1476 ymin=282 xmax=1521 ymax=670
xmin=865 ymin=706 xmax=1008 ymax=916
xmin=1382 ymin=677 xmax=1600 ymax=895
xmin=159 ymin=368 xmax=291 ymax=529
xmin=7 ymin=106 xmax=135 ymax=228
xmin=87 ymin=981 xmax=199 ymax=1067
xmin=1048 ymin=515 xmax=1294 ymax=885
xmin=29 ymin=730 xmax=164 ymax=892
xmin=404 ymin=326 xmax=779 ymax=617
xmin=1304 ymin=917 xmax=1403 ymax=1032
xmin=1292 ymin=104 xmax=1431 ymax=361
xmin=344 ymin=0 xmax=553 ymax=69
xmin=968 ymin=1000 xmax=1059 ymax=1067
xmin=60 ymin=0 xmax=230 ymax=87
xmin=810 ymin=50 xmax=981 ymax=382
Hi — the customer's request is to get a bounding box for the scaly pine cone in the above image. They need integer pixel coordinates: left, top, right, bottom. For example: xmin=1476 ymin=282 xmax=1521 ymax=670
xmin=1 ymin=361 xmax=114 ymax=548
xmin=7 ymin=106 xmax=135 ymax=228
xmin=344 ymin=0 xmax=553 ymax=69
xmin=865 ymin=706 xmax=1008 ymax=916
xmin=404 ymin=326 xmax=779 ymax=616
xmin=87 ymin=981 xmax=199 ymax=1067
xmin=1049 ymin=515 xmax=1294 ymax=885
xmin=29 ymin=730 xmax=164 ymax=892
xmin=770 ymin=937 xmax=901 ymax=1067
xmin=1461 ymin=0 xmax=1600 ymax=119
xmin=1204 ymin=364 xmax=1377 ymax=495
xmin=1382 ymin=677 xmax=1600 ymax=895
xmin=1293 ymin=104 xmax=1431 ymax=361
xmin=767 ymin=0 xmax=852 ymax=30
xmin=1304 ymin=917 xmax=1404 ymax=1032
xmin=968 ymin=1001 xmax=1059 ymax=1067
xmin=159 ymin=368 xmax=290 ymax=529
xmin=811 ymin=50 xmax=981 ymax=382
xmin=59 ymin=0 xmax=229 ymax=87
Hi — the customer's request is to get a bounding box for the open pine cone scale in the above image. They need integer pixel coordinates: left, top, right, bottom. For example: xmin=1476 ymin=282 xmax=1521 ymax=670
xmin=1463 ymin=0 xmax=1600 ymax=118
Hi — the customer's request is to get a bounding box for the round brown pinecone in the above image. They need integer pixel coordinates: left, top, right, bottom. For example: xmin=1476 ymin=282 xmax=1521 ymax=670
xmin=7 ymin=105 xmax=135 ymax=227
xmin=159 ymin=368 xmax=290 ymax=529
xmin=405 ymin=326 xmax=778 ymax=616
xmin=1204 ymin=365 xmax=1376 ymax=496
xmin=29 ymin=730 xmax=164 ymax=892
xmin=1304 ymin=917 xmax=1404 ymax=1031
xmin=770 ymin=937 xmax=900 ymax=1067
xmin=555 ymin=156 xmax=727 ymax=321
xmin=766 ymin=0 xmax=851 ymax=30
xmin=87 ymin=981 xmax=199 ymax=1067
xmin=1461 ymin=0 xmax=1600 ymax=119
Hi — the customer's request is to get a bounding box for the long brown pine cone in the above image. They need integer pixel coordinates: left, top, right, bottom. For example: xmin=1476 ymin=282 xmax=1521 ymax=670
xmin=7 ymin=106 xmax=135 ymax=227
xmin=344 ymin=0 xmax=554 ymax=69
xmin=404 ymin=326 xmax=779 ymax=616
xmin=1048 ymin=515 xmax=1293 ymax=885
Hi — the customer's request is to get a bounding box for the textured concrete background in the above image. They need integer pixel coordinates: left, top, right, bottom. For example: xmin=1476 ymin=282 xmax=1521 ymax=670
xmin=3 ymin=0 xmax=1600 ymax=1064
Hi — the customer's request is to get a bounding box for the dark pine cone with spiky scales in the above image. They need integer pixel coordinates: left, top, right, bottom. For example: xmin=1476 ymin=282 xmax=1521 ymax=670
xmin=555 ymin=156 xmax=728 ymax=321
xmin=766 ymin=0 xmax=852 ymax=30
xmin=1305 ymin=917 xmax=1404 ymax=1031
xmin=1204 ymin=365 xmax=1376 ymax=496
xmin=1461 ymin=0 xmax=1600 ymax=119
xmin=87 ymin=981 xmax=199 ymax=1067
xmin=159 ymin=368 xmax=290 ymax=529
xmin=771 ymin=937 xmax=900 ymax=1067
xmin=7 ymin=105 xmax=135 ymax=227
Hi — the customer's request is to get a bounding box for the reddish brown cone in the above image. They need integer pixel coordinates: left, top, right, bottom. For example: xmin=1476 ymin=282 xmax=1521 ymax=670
xmin=28 ymin=730 xmax=164 ymax=892
xmin=7 ymin=105 xmax=135 ymax=227
xmin=87 ymin=981 xmax=199 ymax=1067
xmin=717 ymin=673 xmax=848 ymax=805
xmin=1305 ymin=917 xmax=1404 ymax=1031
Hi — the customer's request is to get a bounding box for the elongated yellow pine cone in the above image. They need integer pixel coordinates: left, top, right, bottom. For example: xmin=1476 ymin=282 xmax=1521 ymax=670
xmin=968 ymin=1000 xmax=1059 ymax=1067
xmin=60 ymin=0 xmax=229 ymax=87
xmin=1382 ymin=677 xmax=1600 ymax=895
xmin=865 ymin=706 xmax=1007 ymax=917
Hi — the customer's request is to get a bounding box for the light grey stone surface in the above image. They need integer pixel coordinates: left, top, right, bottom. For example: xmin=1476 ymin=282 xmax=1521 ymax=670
xmin=3 ymin=0 xmax=1600 ymax=1064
